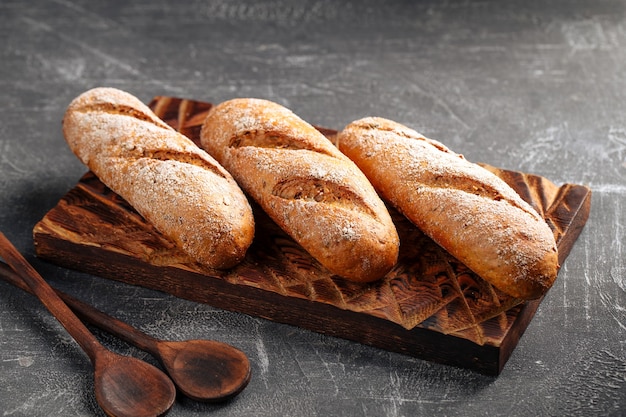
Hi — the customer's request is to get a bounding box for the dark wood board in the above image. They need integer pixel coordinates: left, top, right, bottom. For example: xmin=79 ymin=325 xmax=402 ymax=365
xmin=32 ymin=97 xmax=591 ymax=375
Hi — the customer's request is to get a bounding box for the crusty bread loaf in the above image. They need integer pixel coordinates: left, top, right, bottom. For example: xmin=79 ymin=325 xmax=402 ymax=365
xmin=200 ymin=98 xmax=399 ymax=283
xmin=336 ymin=117 xmax=559 ymax=299
xmin=62 ymin=87 xmax=255 ymax=269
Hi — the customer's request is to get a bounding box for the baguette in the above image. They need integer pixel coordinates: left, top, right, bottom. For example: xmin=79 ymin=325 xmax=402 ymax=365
xmin=200 ymin=98 xmax=399 ymax=283
xmin=336 ymin=117 xmax=559 ymax=299
xmin=62 ymin=87 xmax=255 ymax=269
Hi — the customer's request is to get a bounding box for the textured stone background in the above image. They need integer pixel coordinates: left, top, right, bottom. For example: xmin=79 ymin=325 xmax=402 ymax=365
xmin=1 ymin=1 xmax=624 ymax=416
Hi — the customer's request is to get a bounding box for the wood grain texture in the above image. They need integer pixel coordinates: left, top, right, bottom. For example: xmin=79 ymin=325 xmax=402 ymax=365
xmin=31 ymin=97 xmax=591 ymax=375
xmin=3 ymin=1 xmax=625 ymax=415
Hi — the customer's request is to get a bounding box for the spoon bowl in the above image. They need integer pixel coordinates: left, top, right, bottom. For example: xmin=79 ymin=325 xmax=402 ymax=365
xmin=95 ymin=351 xmax=176 ymax=417
xmin=158 ymin=339 xmax=251 ymax=402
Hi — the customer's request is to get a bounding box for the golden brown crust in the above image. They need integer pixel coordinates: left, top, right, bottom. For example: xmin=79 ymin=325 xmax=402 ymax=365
xmin=200 ymin=98 xmax=399 ymax=283
xmin=62 ymin=87 xmax=255 ymax=269
xmin=336 ymin=117 xmax=559 ymax=299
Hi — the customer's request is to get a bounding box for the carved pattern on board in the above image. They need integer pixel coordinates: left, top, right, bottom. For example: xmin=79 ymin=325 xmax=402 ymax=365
xmin=33 ymin=97 xmax=591 ymax=350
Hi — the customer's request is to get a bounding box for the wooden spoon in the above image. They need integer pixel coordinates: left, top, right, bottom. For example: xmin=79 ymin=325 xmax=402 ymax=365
xmin=0 ymin=260 xmax=251 ymax=402
xmin=0 ymin=233 xmax=176 ymax=417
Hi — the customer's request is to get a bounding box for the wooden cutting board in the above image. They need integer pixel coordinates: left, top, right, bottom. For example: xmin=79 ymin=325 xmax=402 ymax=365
xmin=32 ymin=96 xmax=591 ymax=375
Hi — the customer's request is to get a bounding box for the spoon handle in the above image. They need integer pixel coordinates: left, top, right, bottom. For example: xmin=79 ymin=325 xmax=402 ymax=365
xmin=0 ymin=260 xmax=160 ymax=354
xmin=0 ymin=233 xmax=104 ymax=363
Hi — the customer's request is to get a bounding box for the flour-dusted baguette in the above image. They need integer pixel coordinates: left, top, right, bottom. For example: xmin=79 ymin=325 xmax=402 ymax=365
xmin=336 ymin=117 xmax=559 ymax=299
xmin=200 ymin=98 xmax=399 ymax=283
xmin=62 ymin=87 xmax=255 ymax=269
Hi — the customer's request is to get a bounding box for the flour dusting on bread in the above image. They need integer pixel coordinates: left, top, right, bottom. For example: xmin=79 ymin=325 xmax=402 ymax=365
xmin=337 ymin=116 xmax=558 ymax=299
xmin=200 ymin=98 xmax=399 ymax=283
xmin=63 ymin=87 xmax=255 ymax=269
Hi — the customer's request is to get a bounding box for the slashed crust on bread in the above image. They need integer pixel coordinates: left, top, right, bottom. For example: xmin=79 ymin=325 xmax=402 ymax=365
xmin=63 ymin=87 xmax=255 ymax=269
xmin=337 ymin=117 xmax=559 ymax=299
xmin=200 ymin=98 xmax=400 ymax=283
